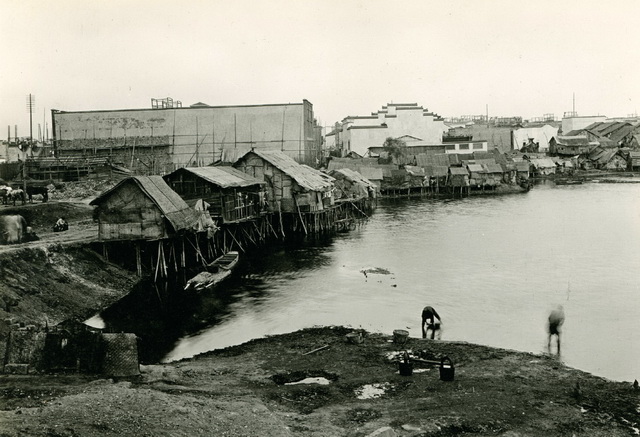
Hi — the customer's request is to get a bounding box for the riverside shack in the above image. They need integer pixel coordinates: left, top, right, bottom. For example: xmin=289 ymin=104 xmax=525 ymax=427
xmin=234 ymin=150 xmax=334 ymax=213
xmin=484 ymin=162 xmax=504 ymax=187
xmin=466 ymin=163 xmax=486 ymax=188
xmin=327 ymin=168 xmax=377 ymax=200
xmin=163 ymin=166 xmax=266 ymax=223
xmin=448 ymin=166 xmax=469 ymax=189
xmin=90 ymin=175 xmax=204 ymax=241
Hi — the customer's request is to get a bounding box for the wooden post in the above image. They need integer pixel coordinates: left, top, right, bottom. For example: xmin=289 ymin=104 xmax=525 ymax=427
xmin=181 ymin=238 xmax=186 ymax=268
xmin=293 ymin=195 xmax=308 ymax=235
xmin=135 ymin=243 xmax=142 ymax=277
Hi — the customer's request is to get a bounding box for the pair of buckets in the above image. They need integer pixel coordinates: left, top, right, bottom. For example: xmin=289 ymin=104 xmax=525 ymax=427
xmin=398 ymin=353 xmax=455 ymax=381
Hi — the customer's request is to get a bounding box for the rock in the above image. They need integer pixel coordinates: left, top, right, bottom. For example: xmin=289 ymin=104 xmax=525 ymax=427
xmin=4 ymin=363 xmax=29 ymax=374
xmin=366 ymin=426 xmax=396 ymax=437
xmin=401 ymin=424 xmax=423 ymax=432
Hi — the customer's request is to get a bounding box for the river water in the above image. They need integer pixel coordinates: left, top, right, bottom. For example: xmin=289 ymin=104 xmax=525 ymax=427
xmin=103 ymin=181 xmax=640 ymax=382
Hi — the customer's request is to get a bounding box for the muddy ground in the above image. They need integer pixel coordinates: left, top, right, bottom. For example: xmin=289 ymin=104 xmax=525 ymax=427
xmin=0 ymin=191 xmax=138 ymax=336
xmin=0 ymin=327 xmax=639 ymax=437
xmin=0 ymin=182 xmax=639 ymax=436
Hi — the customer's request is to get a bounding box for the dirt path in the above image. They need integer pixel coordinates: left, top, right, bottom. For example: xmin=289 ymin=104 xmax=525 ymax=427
xmin=1 ymin=327 xmax=638 ymax=437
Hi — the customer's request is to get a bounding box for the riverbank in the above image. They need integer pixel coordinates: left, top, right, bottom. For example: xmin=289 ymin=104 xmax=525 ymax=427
xmin=0 ymin=200 xmax=139 ymax=329
xmin=1 ymin=326 xmax=638 ymax=437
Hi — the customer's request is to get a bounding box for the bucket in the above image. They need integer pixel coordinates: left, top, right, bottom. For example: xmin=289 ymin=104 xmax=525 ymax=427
xmin=393 ymin=329 xmax=409 ymax=344
xmin=398 ymin=351 xmax=413 ymax=376
xmin=439 ymin=356 xmax=455 ymax=381
xmin=398 ymin=361 xmax=413 ymax=376
xmin=345 ymin=332 xmax=363 ymax=344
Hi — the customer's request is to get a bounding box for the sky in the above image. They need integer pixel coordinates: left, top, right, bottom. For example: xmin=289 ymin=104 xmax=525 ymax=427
xmin=2 ymin=0 xmax=640 ymax=138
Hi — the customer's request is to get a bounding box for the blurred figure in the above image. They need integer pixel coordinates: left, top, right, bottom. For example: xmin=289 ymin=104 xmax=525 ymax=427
xmin=547 ymin=305 xmax=565 ymax=355
xmin=53 ymin=217 xmax=69 ymax=232
xmin=421 ymin=305 xmax=442 ymax=339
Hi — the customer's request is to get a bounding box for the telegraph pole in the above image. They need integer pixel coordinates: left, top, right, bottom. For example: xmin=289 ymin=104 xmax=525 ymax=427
xmin=25 ymin=94 xmax=35 ymax=191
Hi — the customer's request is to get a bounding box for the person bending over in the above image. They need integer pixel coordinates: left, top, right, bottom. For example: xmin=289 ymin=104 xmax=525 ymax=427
xmin=421 ymin=305 xmax=442 ymax=339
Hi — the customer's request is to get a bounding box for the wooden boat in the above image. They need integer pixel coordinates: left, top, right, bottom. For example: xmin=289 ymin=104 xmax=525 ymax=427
xmin=184 ymin=251 xmax=239 ymax=292
xmin=555 ymin=178 xmax=583 ymax=185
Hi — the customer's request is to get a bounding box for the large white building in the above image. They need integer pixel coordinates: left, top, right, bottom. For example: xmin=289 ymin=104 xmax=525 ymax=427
xmin=561 ymin=115 xmax=606 ymax=134
xmin=327 ymin=103 xmax=448 ymax=157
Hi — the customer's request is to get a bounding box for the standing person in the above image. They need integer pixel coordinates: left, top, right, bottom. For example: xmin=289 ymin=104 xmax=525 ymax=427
xmin=421 ymin=306 xmax=442 ymax=339
xmin=548 ymin=305 xmax=565 ymax=355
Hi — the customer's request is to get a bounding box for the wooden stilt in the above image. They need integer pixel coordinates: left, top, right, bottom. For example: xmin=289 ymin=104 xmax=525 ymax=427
xmin=181 ymin=238 xmax=186 ymax=268
xmin=136 ymin=243 xmax=142 ymax=277
xmin=228 ymin=228 xmax=245 ymax=252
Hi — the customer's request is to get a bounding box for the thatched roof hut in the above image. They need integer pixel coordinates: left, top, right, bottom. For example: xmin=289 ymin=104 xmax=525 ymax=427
xmin=90 ymin=176 xmax=204 ymax=241
xmin=327 ymin=168 xmax=377 ymax=200
xmin=234 ymin=150 xmax=335 ymax=213
xmin=163 ymin=166 xmax=266 ymax=223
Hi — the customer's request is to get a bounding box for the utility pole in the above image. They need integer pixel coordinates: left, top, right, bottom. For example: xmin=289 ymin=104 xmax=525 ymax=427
xmin=25 ymin=94 xmax=35 ymax=192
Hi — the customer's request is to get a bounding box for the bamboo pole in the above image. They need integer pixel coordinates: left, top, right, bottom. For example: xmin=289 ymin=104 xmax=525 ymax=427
xmin=136 ymin=243 xmax=142 ymax=277
xmin=228 ymin=228 xmax=245 ymax=252
xmin=293 ymin=195 xmax=308 ymax=235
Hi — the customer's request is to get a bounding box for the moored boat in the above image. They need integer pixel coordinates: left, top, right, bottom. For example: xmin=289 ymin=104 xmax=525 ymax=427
xmin=184 ymin=251 xmax=240 ymax=292
xmin=555 ymin=178 xmax=583 ymax=185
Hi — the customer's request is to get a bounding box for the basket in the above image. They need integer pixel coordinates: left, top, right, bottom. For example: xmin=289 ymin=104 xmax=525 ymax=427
xmin=393 ymin=329 xmax=409 ymax=344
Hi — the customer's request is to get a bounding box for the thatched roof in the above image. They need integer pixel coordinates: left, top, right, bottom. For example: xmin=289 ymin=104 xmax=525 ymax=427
xmin=165 ymin=166 xmax=265 ymax=188
xmin=449 ymin=167 xmax=469 ymax=175
xmin=466 ymin=164 xmax=486 ymax=173
xmin=239 ymin=150 xmax=334 ymax=191
xmin=90 ymin=176 xmax=200 ymax=232
xmin=328 ymin=168 xmax=377 ymax=189
xmin=484 ymin=163 xmax=504 ymax=174
xmin=423 ymin=165 xmax=449 ymax=177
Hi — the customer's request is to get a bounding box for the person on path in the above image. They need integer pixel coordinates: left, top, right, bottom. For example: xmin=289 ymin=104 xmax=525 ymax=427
xmin=548 ymin=305 xmax=565 ymax=355
xmin=421 ymin=306 xmax=442 ymax=339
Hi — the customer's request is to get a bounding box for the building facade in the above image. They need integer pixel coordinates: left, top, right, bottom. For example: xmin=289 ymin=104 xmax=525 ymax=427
xmin=51 ymin=99 xmax=322 ymax=174
xmin=329 ymin=103 xmax=447 ymax=157
xmin=561 ymin=115 xmax=606 ymax=134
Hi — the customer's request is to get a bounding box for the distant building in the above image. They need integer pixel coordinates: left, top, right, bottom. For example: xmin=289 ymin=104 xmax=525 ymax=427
xmin=329 ymin=103 xmax=447 ymax=157
xmin=561 ymin=115 xmax=606 ymax=134
xmin=51 ymin=99 xmax=322 ymax=174
xmin=512 ymin=125 xmax=559 ymax=152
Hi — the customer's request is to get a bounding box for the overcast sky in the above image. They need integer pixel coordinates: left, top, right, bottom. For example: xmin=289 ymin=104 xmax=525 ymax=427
xmin=2 ymin=0 xmax=639 ymax=138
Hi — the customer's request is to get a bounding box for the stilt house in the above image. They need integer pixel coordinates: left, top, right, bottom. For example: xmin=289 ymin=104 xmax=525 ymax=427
xmin=515 ymin=161 xmax=531 ymax=180
xmin=90 ymin=176 xmax=204 ymax=241
xmin=630 ymin=151 xmax=640 ymax=170
xmin=448 ymin=167 xmax=469 ymax=187
xmin=234 ymin=150 xmax=335 ymax=213
xmin=483 ymin=162 xmax=504 ymax=187
xmin=529 ymin=158 xmax=557 ymax=176
xmin=466 ymin=163 xmax=487 ymax=187
xmin=163 ymin=166 xmax=266 ymax=223
xmin=327 ymin=168 xmax=377 ymax=200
